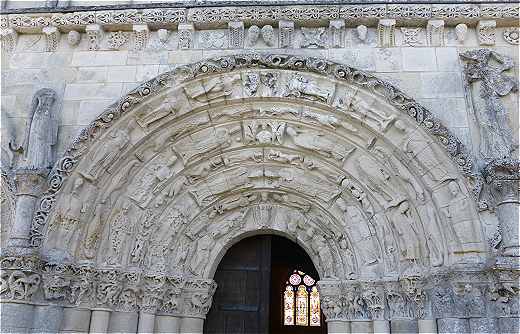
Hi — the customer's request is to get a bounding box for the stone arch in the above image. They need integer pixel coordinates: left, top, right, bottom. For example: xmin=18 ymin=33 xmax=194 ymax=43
xmin=33 ymin=54 xmax=487 ymax=287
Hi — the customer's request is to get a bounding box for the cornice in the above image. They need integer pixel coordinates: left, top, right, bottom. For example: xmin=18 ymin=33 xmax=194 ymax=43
xmin=1 ymin=3 xmax=518 ymax=33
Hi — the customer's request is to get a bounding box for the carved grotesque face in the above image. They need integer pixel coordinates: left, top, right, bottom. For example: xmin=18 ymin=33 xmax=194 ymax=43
xmin=357 ymin=25 xmax=368 ymax=41
xmin=247 ymin=25 xmax=260 ymax=41
xmin=67 ymin=30 xmax=81 ymax=46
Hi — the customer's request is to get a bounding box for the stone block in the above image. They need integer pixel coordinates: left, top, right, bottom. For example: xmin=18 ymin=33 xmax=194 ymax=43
xmin=107 ymin=65 xmax=137 ymax=82
xmin=375 ymin=48 xmax=403 ymax=72
xmin=127 ymin=50 xmax=168 ymax=65
xmin=72 ymin=51 xmax=128 ymax=66
xmin=470 ymin=317 xmax=498 ymax=333
xmin=420 ymin=72 xmax=464 ymax=98
xmin=9 ymin=52 xmax=49 ymax=69
xmin=168 ymin=50 xmax=203 ymax=64
xmin=64 ymin=83 xmax=122 ymax=101
xmin=391 ymin=319 xmax=418 ymax=333
xmin=419 ymin=98 xmax=468 ymax=127
xmin=438 ymin=318 xmax=470 ymax=333
xmin=60 ymin=308 xmax=91 ymax=332
xmin=328 ymin=48 xmax=376 ymax=71
xmin=402 ymin=47 xmax=437 ymax=72
xmin=135 ymin=64 xmax=159 ymax=82
xmin=60 ymin=101 xmax=80 ymax=126
xmin=46 ymin=53 xmax=73 ymax=68
xmin=499 ymin=317 xmax=520 ymax=334
xmin=436 ymin=47 xmax=461 ymax=72
xmin=0 ymin=303 xmax=35 ymax=328
xmin=351 ymin=321 xmax=373 ymax=333
xmin=77 ymin=67 xmax=107 ymax=83
xmin=78 ymin=100 xmax=113 ymax=125
xmin=155 ymin=315 xmax=181 ymax=333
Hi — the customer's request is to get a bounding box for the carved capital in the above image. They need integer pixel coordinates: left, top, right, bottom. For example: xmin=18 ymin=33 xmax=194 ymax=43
xmin=485 ymin=159 xmax=520 ymax=205
xmin=14 ymin=170 xmax=47 ymax=197
xmin=182 ymin=278 xmax=217 ymax=318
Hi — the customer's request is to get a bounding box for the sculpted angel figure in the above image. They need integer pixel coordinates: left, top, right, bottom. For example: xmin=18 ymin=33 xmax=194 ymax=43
xmin=285 ymin=73 xmax=331 ymax=102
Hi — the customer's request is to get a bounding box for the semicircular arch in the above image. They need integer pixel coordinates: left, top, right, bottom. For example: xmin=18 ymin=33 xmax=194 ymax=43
xmin=34 ymin=54 xmax=487 ymax=282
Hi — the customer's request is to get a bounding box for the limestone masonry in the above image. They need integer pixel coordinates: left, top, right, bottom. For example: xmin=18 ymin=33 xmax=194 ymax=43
xmin=0 ymin=1 xmax=518 ymax=333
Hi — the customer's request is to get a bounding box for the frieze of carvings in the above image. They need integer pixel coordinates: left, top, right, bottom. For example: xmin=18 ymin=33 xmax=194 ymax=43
xmin=29 ymin=54 xmax=480 ymax=247
xmin=1 ymin=4 xmax=518 ymax=33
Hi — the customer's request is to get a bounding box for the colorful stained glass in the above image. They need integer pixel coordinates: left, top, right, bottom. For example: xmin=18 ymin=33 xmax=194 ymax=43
xmin=289 ymin=273 xmax=302 ymax=285
xmin=295 ymin=285 xmax=309 ymax=326
xmin=309 ymin=286 xmax=321 ymax=326
xmin=284 ymin=285 xmax=295 ymax=325
xmin=303 ymin=274 xmax=315 ymax=286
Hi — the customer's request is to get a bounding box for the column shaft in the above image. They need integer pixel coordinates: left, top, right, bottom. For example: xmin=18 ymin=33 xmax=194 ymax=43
xmin=373 ymin=320 xmax=390 ymax=333
xmin=138 ymin=312 xmax=155 ymax=333
xmin=89 ymin=310 xmax=111 ymax=333
xmin=327 ymin=320 xmax=351 ymax=333
xmin=180 ymin=317 xmax=204 ymax=334
xmin=155 ymin=315 xmax=181 ymax=333
xmin=61 ymin=308 xmax=91 ymax=333
xmin=418 ymin=319 xmax=437 ymax=333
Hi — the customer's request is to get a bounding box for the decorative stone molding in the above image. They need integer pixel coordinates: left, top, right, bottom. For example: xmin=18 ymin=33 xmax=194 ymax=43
xmin=477 ymin=20 xmax=496 ymax=45
xmin=28 ymin=54 xmax=481 ymax=250
xmin=329 ymin=19 xmax=345 ymax=48
xmin=85 ymin=24 xmax=104 ymax=51
xmin=132 ymin=24 xmax=149 ymax=51
xmin=228 ymin=21 xmax=244 ymax=49
xmin=377 ymin=19 xmax=396 ymax=47
xmin=42 ymin=25 xmax=60 ymax=52
xmin=278 ymin=20 xmax=294 ymax=48
xmin=426 ymin=19 xmax=444 ymax=46
xmin=0 ymin=27 xmax=17 ymax=52
xmin=178 ymin=23 xmax=194 ymax=49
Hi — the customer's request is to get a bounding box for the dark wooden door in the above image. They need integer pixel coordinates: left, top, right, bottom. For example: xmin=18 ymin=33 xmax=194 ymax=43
xmin=204 ymin=236 xmax=272 ymax=334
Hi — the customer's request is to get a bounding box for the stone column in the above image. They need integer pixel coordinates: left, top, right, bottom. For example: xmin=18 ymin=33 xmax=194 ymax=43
xmin=7 ymin=171 xmax=46 ymax=249
xmin=373 ymin=320 xmax=390 ymax=333
xmin=108 ymin=311 xmax=138 ymax=333
xmin=350 ymin=320 xmax=372 ymax=333
xmin=391 ymin=319 xmax=418 ymax=333
xmin=180 ymin=316 xmax=204 ymax=334
xmin=418 ymin=319 xmax=437 ymax=333
xmin=60 ymin=308 xmax=91 ymax=333
xmin=31 ymin=304 xmax=64 ymax=333
xmin=155 ymin=314 xmax=181 ymax=333
xmin=179 ymin=278 xmax=217 ymax=334
xmin=485 ymin=159 xmax=520 ymax=257
xmin=0 ymin=303 xmax=35 ymax=333
xmin=89 ymin=309 xmax=111 ymax=333
xmin=326 ymin=320 xmax=350 ymax=333
xmin=138 ymin=311 xmax=156 ymax=333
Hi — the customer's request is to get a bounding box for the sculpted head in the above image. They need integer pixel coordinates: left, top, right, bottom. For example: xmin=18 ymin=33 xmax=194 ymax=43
xmin=448 ymin=181 xmax=460 ymax=197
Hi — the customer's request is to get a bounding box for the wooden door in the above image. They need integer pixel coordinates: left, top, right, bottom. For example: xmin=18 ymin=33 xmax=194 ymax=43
xmin=204 ymin=236 xmax=272 ymax=334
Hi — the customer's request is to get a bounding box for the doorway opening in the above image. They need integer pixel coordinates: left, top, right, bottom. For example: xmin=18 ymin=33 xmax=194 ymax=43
xmin=204 ymin=235 xmax=327 ymax=334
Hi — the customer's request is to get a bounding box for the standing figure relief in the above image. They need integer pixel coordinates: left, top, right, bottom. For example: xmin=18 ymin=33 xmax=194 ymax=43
xmin=103 ymin=200 xmax=133 ymax=266
xmin=11 ymin=88 xmax=58 ymax=170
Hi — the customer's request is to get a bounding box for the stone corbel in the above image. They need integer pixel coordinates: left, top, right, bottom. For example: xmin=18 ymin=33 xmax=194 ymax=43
xmin=427 ymin=20 xmax=444 ymax=47
xmin=133 ymin=24 xmax=150 ymax=51
xmin=178 ymin=23 xmax=195 ymax=49
xmin=329 ymin=19 xmax=345 ymax=48
xmin=85 ymin=24 xmax=104 ymax=51
xmin=42 ymin=26 xmax=61 ymax=52
xmin=278 ymin=20 xmax=294 ymax=48
xmin=228 ymin=21 xmax=244 ymax=49
xmin=0 ymin=28 xmax=18 ymax=52
xmin=477 ymin=20 xmax=496 ymax=46
xmin=377 ymin=19 xmax=396 ymax=47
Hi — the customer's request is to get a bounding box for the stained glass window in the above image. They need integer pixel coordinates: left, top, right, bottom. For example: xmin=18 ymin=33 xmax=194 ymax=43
xmin=282 ymin=270 xmax=321 ymax=327
xmin=284 ymin=285 xmax=295 ymax=325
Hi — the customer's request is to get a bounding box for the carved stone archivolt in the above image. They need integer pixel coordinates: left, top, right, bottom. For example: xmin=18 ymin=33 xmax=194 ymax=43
xmin=22 ymin=55 xmax=487 ymax=295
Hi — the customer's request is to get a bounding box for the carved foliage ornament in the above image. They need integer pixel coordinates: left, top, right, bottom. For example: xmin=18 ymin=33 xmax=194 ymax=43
xmin=29 ymin=54 xmax=478 ymax=247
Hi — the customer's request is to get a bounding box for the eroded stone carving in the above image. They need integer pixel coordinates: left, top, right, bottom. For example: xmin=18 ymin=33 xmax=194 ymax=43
xmin=356 ymin=25 xmax=368 ymax=42
xmin=85 ymin=24 xmax=104 ymax=50
xmin=377 ymin=19 xmax=396 ymax=47
xmin=279 ymin=20 xmax=294 ymax=48
xmin=133 ymin=24 xmax=150 ymax=50
xmin=329 ymin=20 xmax=345 ymax=48
xmin=178 ymin=23 xmax=194 ymax=49
xmin=401 ymin=27 xmax=422 ymax=47
xmin=503 ymin=27 xmax=519 ymax=45
xmin=66 ymin=30 xmax=81 ymax=46
xmin=301 ymin=27 xmax=327 ymax=48
xmin=42 ymin=26 xmax=60 ymax=52
xmin=107 ymin=31 xmax=128 ymax=50
xmin=426 ymin=20 xmax=445 ymax=46
xmin=0 ymin=28 xmax=17 ymax=52
xmin=228 ymin=21 xmax=244 ymax=49
xmin=477 ymin=20 xmax=496 ymax=45
xmin=455 ymin=23 xmax=468 ymax=43
xmin=460 ymin=49 xmax=519 ymax=161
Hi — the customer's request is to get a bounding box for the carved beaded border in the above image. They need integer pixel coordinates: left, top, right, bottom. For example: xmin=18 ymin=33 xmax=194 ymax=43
xmin=29 ymin=53 xmax=481 ymax=247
